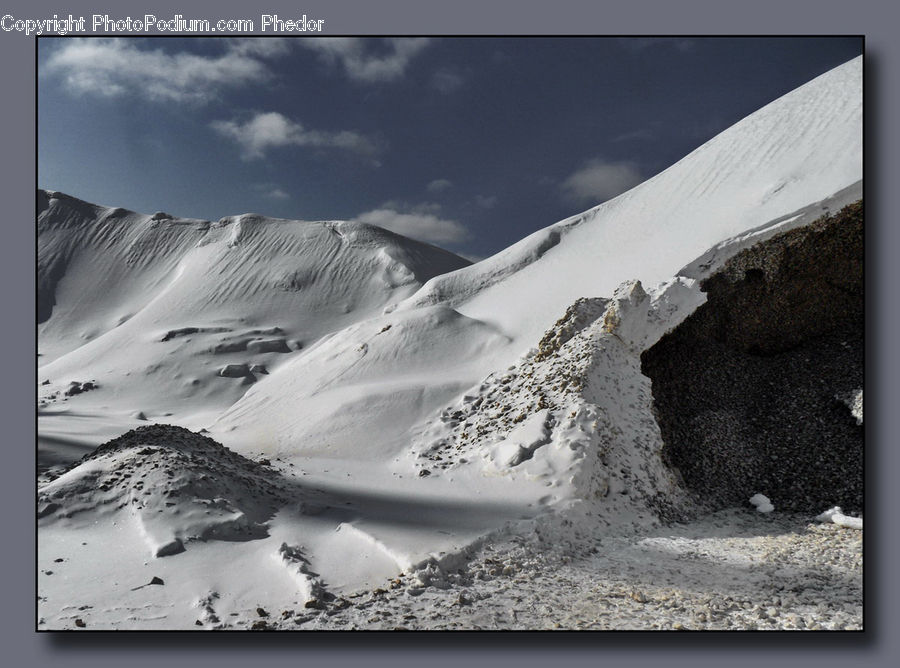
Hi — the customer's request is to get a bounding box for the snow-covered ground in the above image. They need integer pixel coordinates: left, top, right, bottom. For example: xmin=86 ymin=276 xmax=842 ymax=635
xmin=38 ymin=56 xmax=863 ymax=630
xmin=252 ymin=509 xmax=862 ymax=631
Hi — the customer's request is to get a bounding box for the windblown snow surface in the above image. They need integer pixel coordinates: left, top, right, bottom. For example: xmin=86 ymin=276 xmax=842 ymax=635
xmin=38 ymin=57 xmax=863 ymax=630
xmin=37 ymin=196 xmax=469 ymax=466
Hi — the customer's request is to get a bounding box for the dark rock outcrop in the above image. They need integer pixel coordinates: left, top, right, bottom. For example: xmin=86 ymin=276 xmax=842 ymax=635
xmin=641 ymin=201 xmax=863 ymax=513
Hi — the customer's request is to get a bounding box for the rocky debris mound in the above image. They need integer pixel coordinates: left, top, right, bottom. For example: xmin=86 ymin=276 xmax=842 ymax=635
xmin=38 ymin=425 xmax=291 ymax=557
xmin=411 ymin=277 xmax=706 ymax=529
xmin=641 ymin=201 xmax=863 ymax=513
xmin=534 ymin=297 xmax=609 ymax=362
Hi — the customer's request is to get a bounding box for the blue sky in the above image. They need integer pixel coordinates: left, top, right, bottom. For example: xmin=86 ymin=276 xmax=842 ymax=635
xmin=38 ymin=36 xmax=861 ymax=258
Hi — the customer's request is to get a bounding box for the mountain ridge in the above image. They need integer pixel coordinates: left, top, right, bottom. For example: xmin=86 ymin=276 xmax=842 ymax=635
xmin=38 ymin=189 xmax=471 ymax=463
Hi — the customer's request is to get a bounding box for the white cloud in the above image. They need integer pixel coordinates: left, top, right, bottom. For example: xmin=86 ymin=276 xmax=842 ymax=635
xmin=383 ymin=200 xmax=442 ymax=215
xmin=212 ymin=112 xmax=380 ymax=160
xmin=42 ymin=38 xmax=285 ymax=104
xmin=560 ymin=159 xmax=644 ymax=205
xmin=227 ymin=38 xmax=292 ymax=58
xmin=300 ymin=37 xmax=430 ymax=83
xmin=250 ymin=183 xmax=291 ymax=200
xmin=431 ymin=68 xmax=465 ymax=94
xmin=475 ymin=194 xmax=498 ymax=209
xmin=426 ymin=178 xmax=453 ymax=194
xmin=354 ymin=204 xmax=467 ymax=245
xmin=252 ymin=183 xmax=291 ymax=200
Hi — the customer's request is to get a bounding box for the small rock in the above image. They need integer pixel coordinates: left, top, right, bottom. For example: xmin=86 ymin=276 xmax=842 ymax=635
xmin=155 ymin=538 xmax=185 ymax=557
xmin=74 ymin=619 xmax=86 ymax=628
xmin=218 ymin=363 xmax=251 ymax=378
xmin=149 ymin=576 xmax=164 ymax=586
xmin=256 ymin=607 xmax=269 ymax=617
xmin=37 ymin=503 xmax=59 ymax=519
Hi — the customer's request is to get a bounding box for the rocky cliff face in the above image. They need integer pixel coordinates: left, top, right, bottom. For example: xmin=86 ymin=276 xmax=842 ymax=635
xmin=641 ymin=201 xmax=863 ymax=513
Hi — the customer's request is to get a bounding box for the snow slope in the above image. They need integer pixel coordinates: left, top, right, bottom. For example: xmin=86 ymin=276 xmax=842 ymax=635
xmin=212 ymin=56 xmax=861 ymax=460
xmin=38 ymin=192 xmax=470 ymax=464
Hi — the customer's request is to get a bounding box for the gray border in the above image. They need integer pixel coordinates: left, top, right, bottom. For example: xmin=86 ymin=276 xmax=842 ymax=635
xmin=9 ymin=0 xmax=898 ymax=665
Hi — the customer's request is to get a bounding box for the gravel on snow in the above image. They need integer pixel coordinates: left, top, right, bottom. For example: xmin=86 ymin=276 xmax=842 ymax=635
xmin=225 ymin=508 xmax=861 ymax=631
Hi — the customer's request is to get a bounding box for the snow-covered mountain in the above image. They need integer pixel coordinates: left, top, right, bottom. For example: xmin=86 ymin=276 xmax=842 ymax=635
xmin=37 ymin=56 xmax=863 ymax=630
xmin=38 ymin=193 xmax=470 ymax=464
